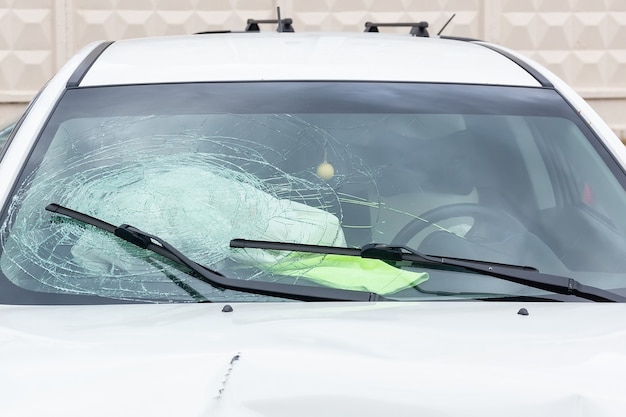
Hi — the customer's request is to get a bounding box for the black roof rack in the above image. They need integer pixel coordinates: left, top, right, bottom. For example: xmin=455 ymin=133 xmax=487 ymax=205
xmin=364 ymin=21 xmax=429 ymax=37
xmin=195 ymin=18 xmax=294 ymax=35
xmin=195 ymin=18 xmax=295 ymax=35
xmin=245 ymin=17 xmax=294 ymax=32
xmin=196 ymin=7 xmax=294 ymax=35
xmin=246 ymin=7 xmax=294 ymax=32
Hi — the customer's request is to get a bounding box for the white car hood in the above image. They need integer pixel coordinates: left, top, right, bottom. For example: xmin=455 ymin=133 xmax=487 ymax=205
xmin=1 ymin=301 xmax=624 ymax=416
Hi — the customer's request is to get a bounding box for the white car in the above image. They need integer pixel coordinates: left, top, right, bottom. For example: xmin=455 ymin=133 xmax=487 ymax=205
xmin=1 ymin=18 xmax=626 ymax=416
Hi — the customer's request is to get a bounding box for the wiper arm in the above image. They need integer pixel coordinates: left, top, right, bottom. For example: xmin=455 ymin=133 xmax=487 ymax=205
xmin=230 ymin=239 xmax=625 ymax=302
xmin=45 ymin=203 xmax=384 ymax=302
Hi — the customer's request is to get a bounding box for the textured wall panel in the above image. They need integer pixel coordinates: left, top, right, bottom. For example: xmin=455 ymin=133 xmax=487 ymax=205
xmin=72 ymin=0 xmax=277 ymax=49
xmin=0 ymin=2 xmax=53 ymax=100
xmin=291 ymin=0 xmax=480 ymax=36
xmin=500 ymin=0 xmax=626 ymax=94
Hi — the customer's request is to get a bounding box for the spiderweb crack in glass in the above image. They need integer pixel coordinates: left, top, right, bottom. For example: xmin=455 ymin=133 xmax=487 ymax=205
xmin=0 ymin=114 xmax=387 ymax=301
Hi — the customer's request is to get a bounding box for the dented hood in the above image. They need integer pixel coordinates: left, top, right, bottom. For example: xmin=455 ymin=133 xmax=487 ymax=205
xmin=1 ymin=302 xmax=625 ymax=416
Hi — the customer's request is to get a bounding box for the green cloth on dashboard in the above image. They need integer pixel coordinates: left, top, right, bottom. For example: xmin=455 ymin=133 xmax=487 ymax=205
xmin=265 ymin=253 xmax=428 ymax=295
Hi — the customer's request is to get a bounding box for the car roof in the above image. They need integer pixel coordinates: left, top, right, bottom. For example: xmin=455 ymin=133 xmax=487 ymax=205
xmin=79 ymin=33 xmax=542 ymax=87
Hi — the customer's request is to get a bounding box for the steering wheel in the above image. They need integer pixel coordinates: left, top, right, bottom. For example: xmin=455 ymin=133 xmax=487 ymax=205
xmin=391 ymin=203 xmax=527 ymax=246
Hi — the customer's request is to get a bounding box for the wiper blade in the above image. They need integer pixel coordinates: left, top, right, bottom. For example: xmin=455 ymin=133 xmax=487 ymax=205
xmin=230 ymin=239 xmax=625 ymax=302
xmin=45 ymin=203 xmax=384 ymax=302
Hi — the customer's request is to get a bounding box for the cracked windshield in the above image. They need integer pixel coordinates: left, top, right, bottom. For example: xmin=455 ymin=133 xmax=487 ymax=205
xmin=2 ymin=82 xmax=626 ymax=303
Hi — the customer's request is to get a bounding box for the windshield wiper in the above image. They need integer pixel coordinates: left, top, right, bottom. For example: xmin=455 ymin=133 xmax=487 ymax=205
xmin=230 ymin=239 xmax=625 ymax=302
xmin=45 ymin=203 xmax=385 ymax=302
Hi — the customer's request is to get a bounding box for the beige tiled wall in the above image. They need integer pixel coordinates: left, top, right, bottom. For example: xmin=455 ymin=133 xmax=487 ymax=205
xmin=0 ymin=0 xmax=624 ymax=139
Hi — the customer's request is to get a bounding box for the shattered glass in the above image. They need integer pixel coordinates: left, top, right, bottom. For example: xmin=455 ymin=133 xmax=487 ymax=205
xmin=0 ymin=111 xmax=410 ymax=301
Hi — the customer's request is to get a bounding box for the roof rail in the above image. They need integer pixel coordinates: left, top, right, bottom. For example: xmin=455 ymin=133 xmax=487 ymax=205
xmin=194 ymin=30 xmax=233 ymax=35
xmin=364 ymin=21 xmax=429 ymax=37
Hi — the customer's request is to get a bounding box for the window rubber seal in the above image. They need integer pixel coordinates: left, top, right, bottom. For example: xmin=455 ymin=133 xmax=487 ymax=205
xmin=66 ymin=41 xmax=114 ymax=88
xmin=475 ymin=42 xmax=553 ymax=88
